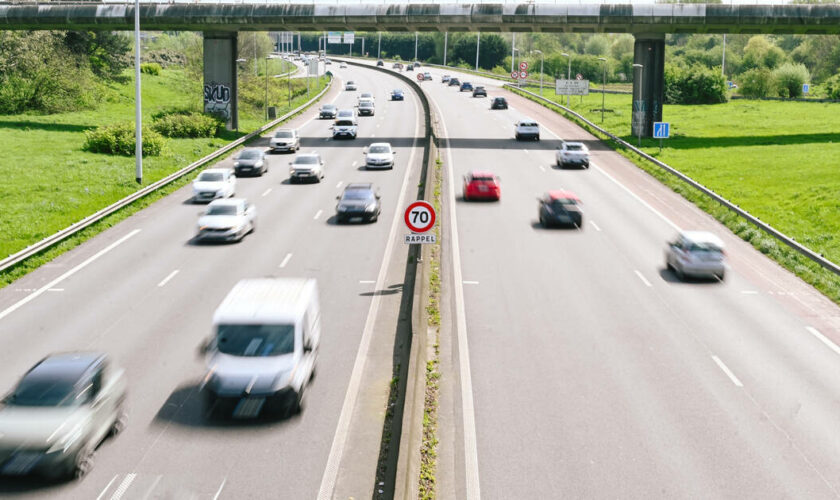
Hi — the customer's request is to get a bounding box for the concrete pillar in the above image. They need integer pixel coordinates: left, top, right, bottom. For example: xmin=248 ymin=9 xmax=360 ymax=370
xmin=203 ymin=32 xmax=238 ymax=131
xmin=631 ymin=33 xmax=665 ymax=138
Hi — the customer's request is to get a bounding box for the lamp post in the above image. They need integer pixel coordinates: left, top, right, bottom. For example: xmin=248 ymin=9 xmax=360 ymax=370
xmin=532 ymin=50 xmax=544 ymax=95
xmin=443 ymin=32 xmax=448 ymax=66
xmin=133 ymin=0 xmax=142 ymax=183
xmin=414 ymin=32 xmax=418 ymax=63
xmin=598 ymin=57 xmax=607 ymax=123
xmin=512 ymin=48 xmax=519 ymax=86
xmin=378 ymin=32 xmax=381 ymax=60
xmin=633 ymin=63 xmax=644 ymax=147
xmin=475 ymin=32 xmax=480 ymax=71
xmin=264 ymin=56 xmax=271 ymax=121
xmin=511 ymin=33 xmax=516 ymax=73
xmin=561 ymin=52 xmax=571 ymax=107
xmin=235 ymin=58 xmax=246 ymax=132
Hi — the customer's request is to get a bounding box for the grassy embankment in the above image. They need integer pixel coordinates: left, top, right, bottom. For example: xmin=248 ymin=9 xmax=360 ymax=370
xmin=0 ymin=67 xmax=327 ymax=286
xmin=519 ymin=87 xmax=840 ymax=301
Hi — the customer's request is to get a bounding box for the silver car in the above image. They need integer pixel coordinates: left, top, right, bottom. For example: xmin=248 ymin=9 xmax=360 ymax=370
xmin=196 ymin=198 xmax=257 ymax=242
xmin=0 ymin=353 xmax=127 ymax=480
xmin=665 ymin=230 xmax=726 ymax=281
xmin=289 ymin=153 xmax=325 ymax=183
xmin=364 ymin=143 xmax=396 ymax=169
xmin=269 ymin=129 xmax=300 ymax=153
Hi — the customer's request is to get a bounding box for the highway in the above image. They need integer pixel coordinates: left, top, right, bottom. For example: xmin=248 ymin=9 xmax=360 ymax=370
xmin=0 ymin=64 xmax=424 ymax=499
xmin=407 ymin=65 xmax=840 ymax=498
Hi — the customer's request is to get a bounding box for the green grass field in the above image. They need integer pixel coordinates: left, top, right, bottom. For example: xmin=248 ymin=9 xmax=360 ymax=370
xmin=0 ymin=68 xmax=326 ymax=262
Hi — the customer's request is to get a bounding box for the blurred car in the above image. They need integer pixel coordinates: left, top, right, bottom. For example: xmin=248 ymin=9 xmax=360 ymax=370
xmin=340 ymin=62 xmax=348 ymax=69
xmin=335 ymin=183 xmax=381 ymax=223
xmin=358 ymin=92 xmax=375 ymax=103
xmin=460 ymin=81 xmax=474 ymax=92
xmin=556 ymin=141 xmax=590 ymax=169
xmin=406 ymin=65 xmax=414 ymax=72
xmin=358 ymin=100 xmax=375 ymax=116
xmin=491 ymin=96 xmax=508 ymax=110
xmin=391 ymin=89 xmax=405 ymax=100
xmin=463 ymin=171 xmax=500 ymax=201
xmin=319 ymin=104 xmax=338 ymax=119
xmin=233 ymin=148 xmax=268 ymax=176
xmin=413 ymin=61 xmax=421 ymax=68
xmin=472 ymin=86 xmax=487 ymax=97
xmin=423 ymin=72 xmax=432 ymax=81
xmin=269 ymin=129 xmax=300 ymax=154
xmin=392 ymin=62 xmax=403 ymax=70
xmin=0 ymin=353 xmax=127 ymax=480
xmin=538 ymin=191 xmax=583 ymax=228
xmin=665 ymin=231 xmax=726 ymax=281
xmin=289 ymin=153 xmax=325 ymax=183
xmin=336 ymin=108 xmax=356 ymax=121
xmin=344 ymin=80 xmax=356 ymax=90
xmin=364 ymin=143 xmax=396 ymax=170
xmin=376 ymin=59 xmax=384 ymax=67
xmin=193 ymin=168 xmax=236 ymax=203
xmin=441 ymin=75 xmax=451 ymax=83
xmin=515 ymin=119 xmax=540 ymax=141
xmin=196 ymin=198 xmax=257 ymax=242
xmin=448 ymin=77 xmax=461 ymax=87
xmin=324 ymin=59 xmax=332 ymax=65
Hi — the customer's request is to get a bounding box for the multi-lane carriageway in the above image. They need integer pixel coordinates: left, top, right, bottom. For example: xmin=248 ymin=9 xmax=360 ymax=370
xmin=2 ymin=60 xmax=840 ymax=499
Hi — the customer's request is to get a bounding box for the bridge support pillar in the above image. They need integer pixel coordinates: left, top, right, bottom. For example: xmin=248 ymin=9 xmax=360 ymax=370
xmin=203 ymin=32 xmax=238 ymax=131
xmin=631 ymin=33 xmax=665 ymax=139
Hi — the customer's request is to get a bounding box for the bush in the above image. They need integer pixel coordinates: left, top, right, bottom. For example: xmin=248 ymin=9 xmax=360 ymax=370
xmin=739 ymin=67 xmax=775 ymax=98
xmin=83 ymin=122 xmax=165 ymax=156
xmin=140 ymin=62 xmax=162 ymax=75
xmin=773 ymin=62 xmax=810 ymax=98
xmin=664 ymin=63 xmax=727 ymax=104
xmin=151 ymin=111 xmax=222 ymax=138
xmin=824 ymin=73 xmax=840 ymax=100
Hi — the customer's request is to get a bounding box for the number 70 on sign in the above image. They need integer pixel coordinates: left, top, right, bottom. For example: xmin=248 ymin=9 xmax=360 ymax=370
xmin=404 ymin=200 xmax=437 ymax=244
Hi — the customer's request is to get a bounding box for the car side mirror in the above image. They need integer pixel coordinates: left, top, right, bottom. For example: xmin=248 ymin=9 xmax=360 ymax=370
xmin=336 ymin=195 xmax=341 ymax=200
xmin=289 ymin=162 xmax=293 ymax=165
xmin=362 ymin=151 xmax=367 ymax=155
xmin=375 ymin=193 xmax=381 ymax=199
xmin=303 ymin=343 xmax=313 ymax=353
xmin=198 ymin=337 xmax=215 ymax=356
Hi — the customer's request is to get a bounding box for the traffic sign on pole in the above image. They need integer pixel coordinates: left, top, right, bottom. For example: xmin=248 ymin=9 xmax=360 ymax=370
xmin=576 ymin=73 xmax=583 ymax=80
xmin=404 ymin=201 xmax=436 ymax=233
xmin=417 ymin=72 xmax=424 ymax=82
xmin=511 ymin=71 xmax=519 ymax=79
xmin=653 ymin=122 xmax=670 ymax=139
xmin=519 ymin=71 xmax=528 ymax=79
xmin=519 ymin=61 xmax=528 ymax=71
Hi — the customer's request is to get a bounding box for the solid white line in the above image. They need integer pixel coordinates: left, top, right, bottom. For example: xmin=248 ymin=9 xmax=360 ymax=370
xmin=462 ymin=280 xmax=479 ymax=285
xmin=589 ymin=220 xmax=602 ymax=232
xmin=279 ymin=253 xmax=293 ymax=268
xmin=0 ymin=229 xmax=141 ymax=322
xmin=351 ymin=161 xmax=358 ymax=167
xmin=712 ymin=355 xmax=744 ymax=387
xmin=741 ymin=290 xmax=759 ymax=295
xmin=806 ymin=326 xmax=840 ymax=357
xmin=109 ymin=473 xmax=137 ymax=500
xmin=213 ymin=478 xmax=227 ymax=500
xmin=318 ymin=80 xmax=422 ymax=500
xmin=261 ymin=188 xmax=272 ymax=197
xmin=96 ymin=475 xmax=119 ymax=500
xmin=313 ymin=209 xmax=323 ymax=220
xmin=47 ymin=288 xmax=64 ymax=292
xmin=156 ymin=269 xmax=179 ymax=288
xmin=359 ymin=280 xmax=376 ymax=284
xmin=634 ymin=270 xmax=653 ymax=288
xmin=336 ymin=181 xmax=343 ymax=189
xmin=430 ymin=95 xmax=482 ymax=500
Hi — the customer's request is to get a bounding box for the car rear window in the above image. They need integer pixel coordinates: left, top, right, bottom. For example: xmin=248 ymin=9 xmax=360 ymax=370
xmin=688 ymin=242 xmax=723 ymax=252
xmin=295 ymin=156 xmax=318 ymax=165
xmin=471 ymin=176 xmax=494 ymax=182
xmin=198 ymin=172 xmax=223 ymax=182
xmin=335 ymin=120 xmax=355 ymax=126
xmin=566 ymin=144 xmax=584 ymax=151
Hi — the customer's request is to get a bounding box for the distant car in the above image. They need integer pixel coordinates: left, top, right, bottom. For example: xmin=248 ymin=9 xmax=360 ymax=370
xmin=196 ymin=198 xmax=257 ymax=242
xmin=423 ymin=72 xmax=432 ymax=81
xmin=324 ymin=59 xmax=332 ymax=65
xmin=289 ymin=152 xmax=325 ymax=183
xmin=233 ymin=148 xmax=269 ymax=176
xmin=193 ymin=168 xmax=236 ymax=203
xmin=665 ymin=231 xmax=726 ymax=281
xmin=538 ymin=191 xmax=583 ymax=228
xmin=358 ymin=92 xmax=375 ymax=102
xmin=364 ymin=142 xmax=396 ymax=170
xmin=340 ymin=62 xmax=348 ymax=69
xmin=460 ymin=82 xmax=474 ymax=92
xmin=391 ymin=89 xmax=405 ymax=100
xmin=358 ymin=100 xmax=375 ymax=116
xmin=392 ymin=62 xmax=403 ymax=70
xmin=0 ymin=353 xmax=127 ymax=480
xmin=441 ymin=75 xmax=451 ymax=83
xmin=491 ymin=96 xmax=508 ymax=110
xmin=556 ymin=141 xmax=590 ymax=169
xmin=319 ymin=104 xmax=338 ymax=119
xmin=377 ymin=59 xmax=384 ymax=67
xmin=269 ymin=129 xmax=300 ymax=154
xmin=335 ymin=183 xmax=381 ymax=223
xmin=448 ymin=78 xmax=461 ymax=87
xmin=463 ymin=171 xmax=500 ymax=201
xmin=472 ymin=86 xmax=487 ymax=97
xmin=413 ymin=61 xmax=421 ymax=68
xmin=515 ymin=119 xmax=540 ymax=141
xmin=345 ymin=80 xmax=356 ymax=90
xmin=406 ymin=65 xmax=414 ymax=72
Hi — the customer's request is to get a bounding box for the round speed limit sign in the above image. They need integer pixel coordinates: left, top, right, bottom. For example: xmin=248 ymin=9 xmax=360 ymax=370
xmin=404 ymin=201 xmax=436 ymax=233
xmin=417 ymin=72 xmax=424 ymax=81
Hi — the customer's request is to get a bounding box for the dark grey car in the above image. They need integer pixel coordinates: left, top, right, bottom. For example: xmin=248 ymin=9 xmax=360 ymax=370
xmin=233 ymin=148 xmax=268 ymax=176
xmin=335 ymin=183 xmax=381 ymax=223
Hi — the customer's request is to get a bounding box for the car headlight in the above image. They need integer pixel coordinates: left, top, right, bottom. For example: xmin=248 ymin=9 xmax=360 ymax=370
xmin=234 ymin=162 xmax=240 ymax=167
xmin=273 ymin=370 xmax=292 ymax=390
xmin=337 ymin=205 xmax=347 ymax=212
xmin=198 ymin=225 xmax=207 ymax=231
xmin=365 ymin=203 xmax=376 ymax=212
xmin=255 ymin=161 xmax=263 ymax=167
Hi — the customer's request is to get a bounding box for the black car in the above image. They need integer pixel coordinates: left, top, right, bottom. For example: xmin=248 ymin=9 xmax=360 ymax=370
xmin=491 ymin=97 xmax=508 ymax=110
xmin=335 ymin=183 xmax=381 ymax=223
xmin=406 ymin=65 xmax=414 ymax=72
xmin=460 ymin=81 xmax=474 ymax=92
xmin=376 ymin=60 xmax=384 ymax=67
xmin=448 ymin=78 xmax=461 ymax=87
xmin=538 ymin=191 xmax=583 ymax=228
xmin=472 ymin=86 xmax=487 ymax=97
xmin=319 ymin=104 xmax=338 ymax=119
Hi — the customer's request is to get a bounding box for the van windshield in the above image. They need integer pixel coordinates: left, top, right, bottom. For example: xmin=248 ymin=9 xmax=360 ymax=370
xmin=216 ymin=324 xmax=295 ymax=356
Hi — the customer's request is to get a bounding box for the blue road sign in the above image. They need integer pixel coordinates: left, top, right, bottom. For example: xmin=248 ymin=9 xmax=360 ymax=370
xmin=803 ymin=83 xmax=810 ymax=94
xmin=653 ymin=122 xmax=670 ymax=139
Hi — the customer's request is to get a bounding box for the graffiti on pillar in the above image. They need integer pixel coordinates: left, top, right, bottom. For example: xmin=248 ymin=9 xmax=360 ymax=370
xmin=632 ymin=99 xmax=647 ymax=136
xmin=652 ymin=100 xmax=662 ymax=122
xmin=203 ymin=82 xmax=232 ymax=120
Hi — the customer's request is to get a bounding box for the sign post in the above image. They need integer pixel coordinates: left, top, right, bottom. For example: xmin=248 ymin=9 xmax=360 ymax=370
xmin=653 ymin=122 xmax=670 ymax=153
xmin=404 ymin=201 xmax=436 ymax=244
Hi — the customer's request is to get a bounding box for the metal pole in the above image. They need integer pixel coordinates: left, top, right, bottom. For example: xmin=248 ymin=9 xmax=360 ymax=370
xmin=415 ymin=32 xmax=418 ymax=62
xmin=264 ymin=57 xmax=269 ymax=121
xmin=253 ymin=32 xmax=257 ymax=76
xmin=567 ymin=56 xmax=571 ymax=107
xmin=443 ymin=32 xmax=448 ymax=66
xmin=362 ymin=37 xmax=365 ymax=57
xmin=475 ymin=32 xmax=480 ymax=71
xmin=298 ymin=32 xmax=301 ymax=53
xmin=133 ymin=0 xmax=142 ymax=183
xmin=633 ymin=63 xmax=643 ymax=147
xmin=378 ymin=32 xmax=381 ymax=60
xmin=288 ymin=70 xmax=291 ymax=107
xmin=511 ymin=33 xmax=516 ymax=73
xmin=722 ymin=33 xmax=727 ymax=76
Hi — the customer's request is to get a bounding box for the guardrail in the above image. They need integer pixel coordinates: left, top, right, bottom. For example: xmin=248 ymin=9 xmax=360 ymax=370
xmin=506 ymin=84 xmax=840 ymax=277
xmin=0 ymin=76 xmax=332 ymax=274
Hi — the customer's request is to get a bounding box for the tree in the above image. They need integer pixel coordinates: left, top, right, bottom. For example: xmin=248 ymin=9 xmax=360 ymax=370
xmin=63 ymin=31 xmax=131 ymax=79
xmin=738 ymin=68 xmax=776 ymax=98
xmin=665 ymin=63 xmax=727 ymax=104
xmin=773 ymin=62 xmax=810 ymax=98
xmin=584 ymin=35 xmax=609 ymax=56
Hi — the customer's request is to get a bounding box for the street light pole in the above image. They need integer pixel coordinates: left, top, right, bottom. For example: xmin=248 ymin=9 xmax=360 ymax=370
xmin=378 ymin=32 xmax=381 ymax=60
xmin=561 ymin=52 xmax=571 ymax=108
xmin=133 ymin=0 xmax=142 ymax=183
xmin=532 ymin=50 xmax=543 ymax=95
xmin=633 ymin=63 xmax=644 ymax=147
xmin=475 ymin=32 xmax=480 ymax=71
xmin=443 ymin=32 xmax=448 ymax=66
xmin=722 ymin=33 xmax=727 ymax=76
xmin=511 ymin=33 xmax=516 ymax=73
xmin=512 ymin=48 xmax=519 ymax=87
xmin=414 ymin=32 xmax=418 ymax=62
xmin=235 ymin=58 xmax=246 ymax=132
xmin=598 ymin=57 xmax=607 ymax=123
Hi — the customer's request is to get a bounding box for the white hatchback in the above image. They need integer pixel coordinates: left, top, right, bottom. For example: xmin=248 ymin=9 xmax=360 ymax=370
xmin=515 ymin=119 xmax=540 ymax=141
xmin=192 ymin=168 xmax=236 ymax=203
xmin=665 ymin=231 xmax=727 ymax=281
xmin=364 ymin=143 xmax=396 ymax=169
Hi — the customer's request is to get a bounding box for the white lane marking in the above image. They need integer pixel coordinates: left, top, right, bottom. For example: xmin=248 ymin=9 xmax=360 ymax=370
xmin=109 ymin=473 xmax=137 ymax=500
xmin=213 ymin=478 xmax=227 ymax=500
xmin=139 ymin=475 xmax=163 ymax=500
xmin=156 ymin=270 xmax=180 ymax=288
xmin=261 ymin=188 xmax=272 ymax=197
xmin=712 ymin=355 xmax=744 ymax=387
xmin=538 ymin=165 xmax=546 ymax=172
xmin=313 ymin=209 xmax=323 ymax=220
xmin=359 ymin=280 xmax=376 ymax=284
xmin=376 ymin=123 xmax=381 ymax=128
xmin=96 ymin=475 xmax=119 ymax=500
xmin=589 ymin=220 xmax=602 ymax=231
xmin=318 ymin=78 xmax=422 ymax=500
xmin=741 ymin=290 xmax=759 ymax=295
xmin=279 ymin=253 xmax=293 ymax=269
xmin=324 ymin=137 xmax=330 ymax=141
xmin=523 ymin=149 xmax=529 ymax=154
xmin=430 ymin=95 xmax=482 ymax=499
xmin=0 ymin=229 xmax=141 ymax=322
xmin=805 ymin=326 xmax=840 ymax=357
xmin=634 ymin=270 xmax=653 ymax=288
xmin=352 ymin=161 xmax=358 ymax=167
xmin=462 ymin=280 xmax=479 ymax=285
xmin=47 ymin=288 xmax=64 ymax=292
xmin=336 ymin=181 xmax=343 ymax=189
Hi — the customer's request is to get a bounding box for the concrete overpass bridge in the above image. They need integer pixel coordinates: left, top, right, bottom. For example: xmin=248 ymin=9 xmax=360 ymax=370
xmin=3 ymin=2 xmax=839 ymax=133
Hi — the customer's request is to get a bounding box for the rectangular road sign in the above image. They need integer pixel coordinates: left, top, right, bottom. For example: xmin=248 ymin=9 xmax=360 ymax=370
xmin=404 ymin=234 xmax=437 ymax=244
xmin=343 ymin=32 xmax=355 ymax=44
xmin=327 ymin=31 xmax=341 ymax=44
xmin=555 ymin=79 xmax=589 ymax=96
xmin=803 ymin=83 xmax=810 ymax=94
xmin=653 ymin=122 xmax=670 ymax=139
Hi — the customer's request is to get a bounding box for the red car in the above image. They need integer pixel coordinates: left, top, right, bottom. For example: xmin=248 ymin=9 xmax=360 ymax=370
xmin=463 ymin=171 xmax=501 ymax=201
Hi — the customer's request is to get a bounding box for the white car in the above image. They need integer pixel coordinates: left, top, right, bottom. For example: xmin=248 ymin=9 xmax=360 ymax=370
xmin=423 ymin=72 xmax=432 ymax=81
xmin=196 ymin=198 xmax=257 ymax=242
xmin=358 ymin=92 xmax=375 ymax=103
xmin=364 ymin=143 xmax=396 ymax=169
xmin=345 ymin=80 xmax=356 ymax=90
xmin=515 ymin=119 xmax=540 ymax=141
xmin=340 ymin=62 xmax=348 ymax=69
xmin=556 ymin=141 xmax=590 ymax=168
xmin=665 ymin=231 xmax=726 ymax=281
xmin=289 ymin=153 xmax=325 ymax=183
xmin=193 ymin=168 xmax=236 ymax=203
xmin=270 ymin=129 xmax=300 ymax=153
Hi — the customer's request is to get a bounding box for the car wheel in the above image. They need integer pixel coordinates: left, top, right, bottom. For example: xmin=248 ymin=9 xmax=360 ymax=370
xmin=665 ymin=258 xmax=673 ymax=271
xmin=109 ymin=404 xmax=128 ymax=438
xmin=515 ymin=134 xmax=520 ymax=141
xmin=539 ymin=214 xmax=547 ymax=227
xmin=250 ymin=220 xmax=256 ymax=234
xmin=556 ymin=161 xmax=562 ymax=169
xmin=71 ymin=446 xmax=95 ymax=480
xmin=675 ymin=264 xmax=685 ymax=280
xmin=536 ymin=135 xmax=540 ymax=141
xmin=716 ymin=271 xmax=726 ymax=281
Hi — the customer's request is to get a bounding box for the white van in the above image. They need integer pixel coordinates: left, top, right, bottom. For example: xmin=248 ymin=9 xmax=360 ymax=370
xmin=201 ymin=278 xmax=320 ymax=418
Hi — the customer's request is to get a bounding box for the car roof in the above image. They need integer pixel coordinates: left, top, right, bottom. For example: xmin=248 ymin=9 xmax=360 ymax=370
xmin=547 ymin=190 xmax=580 ymax=201
xmin=680 ymin=231 xmax=725 ymax=247
xmin=27 ymin=352 xmax=105 ymax=382
xmin=295 ymin=153 xmax=321 ymax=159
xmin=369 ymin=142 xmax=392 ymax=149
xmin=201 ymin=168 xmax=229 ymax=175
xmin=468 ymin=170 xmax=496 ymax=178
xmin=564 ymin=141 xmax=586 ymax=147
xmin=494 ymin=96 xmax=506 ymax=100
xmin=519 ymin=118 xmax=538 ymax=124
xmin=346 ymin=182 xmax=374 ymax=191
xmin=208 ymin=198 xmax=244 ymax=208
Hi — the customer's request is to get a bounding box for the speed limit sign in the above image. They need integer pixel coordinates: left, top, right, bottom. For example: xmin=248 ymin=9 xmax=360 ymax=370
xmin=519 ymin=61 xmax=529 ymax=71
xmin=519 ymin=71 xmax=528 ymax=79
xmin=405 ymin=201 xmax=436 ymax=233
xmin=511 ymin=71 xmax=519 ymax=79
xmin=417 ymin=73 xmax=424 ymax=81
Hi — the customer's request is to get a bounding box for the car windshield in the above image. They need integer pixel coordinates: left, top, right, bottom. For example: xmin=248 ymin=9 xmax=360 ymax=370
xmin=274 ymin=131 xmax=294 ymax=138
xmin=198 ymin=172 xmax=223 ymax=182
xmin=239 ymin=150 xmax=261 ymax=159
xmin=369 ymin=146 xmax=390 ymax=154
xmin=360 ymin=102 xmax=374 ymax=108
xmin=343 ymin=190 xmax=375 ymax=201
xmin=322 ymin=105 xmax=336 ymax=110
xmin=347 ymin=81 xmax=355 ymax=85
xmin=566 ymin=144 xmax=584 ymax=151
xmin=206 ymin=205 xmax=238 ymax=216
xmin=361 ymin=94 xmax=372 ymax=98
xmin=216 ymin=324 xmax=295 ymax=357
xmin=471 ymin=175 xmax=494 ymax=182
xmin=295 ymin=156 xmax=318 ymax=165
xmin=10 ymin=375 xmax=85 ymax=407
xmin=521 ymin=122 xmax=538 ymax=128
xmin=551 ymin=198 xmax=577 ymax=207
